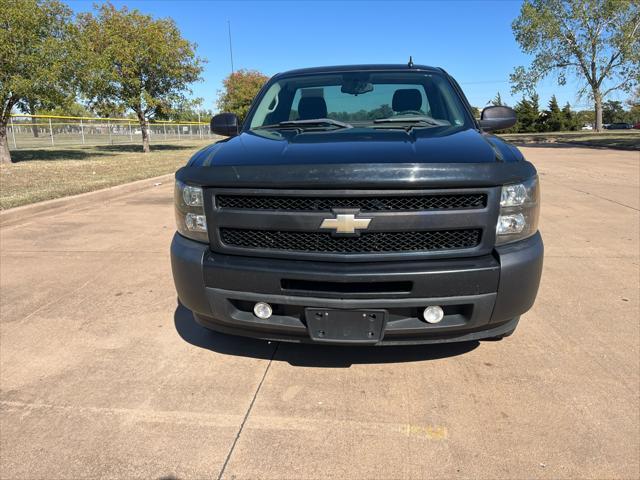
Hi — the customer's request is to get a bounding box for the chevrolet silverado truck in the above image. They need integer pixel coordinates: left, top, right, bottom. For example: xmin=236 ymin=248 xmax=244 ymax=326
xmin=171 ymin=64 xmax=543 ymax=345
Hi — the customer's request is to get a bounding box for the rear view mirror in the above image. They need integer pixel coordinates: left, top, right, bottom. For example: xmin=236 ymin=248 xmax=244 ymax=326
xmin=479 ymin=106 xmax=517 ymax=132
xmin=211 ymin=113 xmax=240 ymax=137
xmin=341 ymin=73 xmax=374 ymax=95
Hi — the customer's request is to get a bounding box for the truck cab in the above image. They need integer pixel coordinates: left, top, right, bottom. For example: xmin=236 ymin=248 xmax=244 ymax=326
xmin=171 ymin=64 xmax=543 ymax=345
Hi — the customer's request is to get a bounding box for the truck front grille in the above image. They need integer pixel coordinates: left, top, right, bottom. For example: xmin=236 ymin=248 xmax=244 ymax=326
xmin=216 ymin=193 xmax=487 ymax=211
xmin=209 ymin=188 xmax=497 ymax=261
xmin=220 ymin=228 xmax=482 ymax=254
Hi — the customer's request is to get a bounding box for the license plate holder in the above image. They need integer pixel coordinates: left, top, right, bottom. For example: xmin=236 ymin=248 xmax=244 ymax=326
xmin=305 ymin=308 xmax=386 ymax=344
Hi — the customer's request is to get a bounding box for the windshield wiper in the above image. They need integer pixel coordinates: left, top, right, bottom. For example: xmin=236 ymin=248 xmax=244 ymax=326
xmin=258 ymin=118 xmax=353 ymax=130
xmin=373 ymin=116 xmax=447 ymax=127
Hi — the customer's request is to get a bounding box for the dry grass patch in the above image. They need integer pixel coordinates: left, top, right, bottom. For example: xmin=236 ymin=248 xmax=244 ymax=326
xmin=0 ymin=141 xmax=212 ymax=209
xmin=500 ymin=130 xmax=640 ymax=150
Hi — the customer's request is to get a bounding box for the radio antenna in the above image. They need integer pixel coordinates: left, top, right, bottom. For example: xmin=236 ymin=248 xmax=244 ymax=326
xmin=408 ymin=56 xmax=414 ymax=68
xmin=227 ymin=20 xmax=235 ymax=74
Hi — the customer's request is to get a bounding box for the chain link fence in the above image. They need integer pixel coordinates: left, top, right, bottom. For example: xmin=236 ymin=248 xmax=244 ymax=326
xmin=8 ymin=114 xmax=213 ymax=150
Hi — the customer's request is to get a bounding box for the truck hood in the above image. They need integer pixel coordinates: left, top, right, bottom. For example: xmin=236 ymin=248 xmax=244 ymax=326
xmin=188 ymin=126 xmax=523 ymax=167
xmin=178 ymin=126 xmax=535 ymax=189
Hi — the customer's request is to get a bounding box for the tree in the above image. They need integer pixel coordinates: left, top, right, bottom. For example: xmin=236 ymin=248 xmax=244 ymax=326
xmin=627 ymin=87 xmax=640 ymax=123
xmin=514 ymin=93 xmax=542 ymax=132
xmin=0 ymin=0 xmax=76 ymax=163
xmin=42 ymin=101 xmax=93 ymax=118
xmin=18 ymin=99 xmax=41 ymax=138
xmin=217 ymin=70 xmax=269 ymax=122
xmin=76 ymin=3 xmax=204 ymax=153
xmin=576 ymin=109 xmax=596 ymax=127
xmin=491 ymin=92 xmax=505 ymax=106
xmin=562 ymin=102 xmax=579 ymax=130
xmin=542 ymin=95 xmax=566 ymax=131
xmin=18 ymin=97 xmax=92 ymax=138
xmin=602 ymin=99 xmax=626 ymax=123
xmin=159 ymin=98 xmax=212 ymax=123
xmin=511 ymin=0 xmax=640 ymax=132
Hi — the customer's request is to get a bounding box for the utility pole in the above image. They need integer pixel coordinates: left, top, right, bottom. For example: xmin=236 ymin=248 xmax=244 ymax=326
xmin=227 ymin=20 xmax=234 ymax=75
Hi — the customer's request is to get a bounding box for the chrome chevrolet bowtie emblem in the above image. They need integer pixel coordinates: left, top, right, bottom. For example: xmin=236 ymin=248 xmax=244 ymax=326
xmin=320 ymin=212 xmax=372 ymax=235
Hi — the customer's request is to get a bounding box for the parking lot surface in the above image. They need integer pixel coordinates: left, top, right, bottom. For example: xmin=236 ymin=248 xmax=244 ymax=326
xmin=1 ymin=146 xmax=638 ymax=479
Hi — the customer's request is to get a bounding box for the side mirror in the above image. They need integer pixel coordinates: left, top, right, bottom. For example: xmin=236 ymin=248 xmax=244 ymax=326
xmin=479 ymin=106 xmax=517 ymax=132
xmin=210 ymin=113 xmax=240 ymax=137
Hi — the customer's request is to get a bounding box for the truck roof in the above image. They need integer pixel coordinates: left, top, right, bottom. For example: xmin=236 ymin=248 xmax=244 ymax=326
xmin=273 ymin=64 xmax=443 ymax=79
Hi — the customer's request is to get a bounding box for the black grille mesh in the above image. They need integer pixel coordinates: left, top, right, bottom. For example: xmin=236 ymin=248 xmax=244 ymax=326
xmin=217 ymin=194 xmax=486 ymax=211
xmin=220 ymin=228 xmax=481 ymax=254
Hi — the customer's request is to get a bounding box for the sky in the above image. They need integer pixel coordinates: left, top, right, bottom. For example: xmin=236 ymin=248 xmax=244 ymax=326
xmin=68 ymin=0 xmax=625 ymax=113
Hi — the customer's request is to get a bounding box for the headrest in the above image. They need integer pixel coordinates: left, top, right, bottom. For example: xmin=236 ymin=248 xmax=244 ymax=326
xmin=392 ymin=89 xmax=422 ymax=112
xmin=298 ymin=96 xmax=328 ymax=120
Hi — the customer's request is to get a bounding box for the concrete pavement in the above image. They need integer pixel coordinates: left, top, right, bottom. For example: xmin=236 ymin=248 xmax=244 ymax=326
xmin=1 ymin=146 xmax=638 ymax=479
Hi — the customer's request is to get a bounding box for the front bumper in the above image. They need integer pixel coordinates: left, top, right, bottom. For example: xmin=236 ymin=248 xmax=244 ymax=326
xmin=170 ymin=232 xmax=543 ymax=345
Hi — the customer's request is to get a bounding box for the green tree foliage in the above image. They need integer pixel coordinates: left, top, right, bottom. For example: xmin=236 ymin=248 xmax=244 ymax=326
xmin=602 ymin=99 xmax=626 ymax=123
xmin=627 ymin=87 xmax=640 ymax=123
xmin=76 ymin=3 xmax=205 ymax=152
xmin=217 ymin=69 xmax=269 ymax=122
xmin=575 ymin=109 xmax=595 ymax=127
xmin=17 ymin=99 xmax=44 ymax=139
xmin=542 ymin=95 xmax=565 ymax=131
xmin=513 ymin=93 xmax=542 ymax=132
xmin=157 ymin=98 xmax=213 ymax=122
xmin=561 ymin=102 xmax=580 ymax=130
xmin=491 ymin=92 xmax=505 ymax=106
xmin=510 ymin=0 xmax=640 ymax=131
xmin=43 ymin=101 xmax=93 ymax=118
xmin=0 ymin=0 xmax=76 ymax=163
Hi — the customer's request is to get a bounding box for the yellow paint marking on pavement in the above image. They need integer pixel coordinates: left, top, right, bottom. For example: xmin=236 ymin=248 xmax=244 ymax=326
xmin=244 ymin=414 xmax=450 ymax=441
xmin=403 ymin=424 xmax=448 ymax=440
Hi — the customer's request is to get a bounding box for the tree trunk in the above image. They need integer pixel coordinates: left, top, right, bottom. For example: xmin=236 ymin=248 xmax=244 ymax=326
xmin=0 ymin=120 xmax=12 ymax=164
xmin=30 ymin=114 xmax=39 ymax=138
xmin=137 ymin=114 xmax=150 ymax=153
xmin=594 ymin=91 xmax=603 ymax=132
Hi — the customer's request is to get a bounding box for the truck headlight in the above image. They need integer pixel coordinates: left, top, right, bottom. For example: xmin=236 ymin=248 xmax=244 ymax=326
xmin=175 ymin=179 xmax=208 ymax=243
xmin=496 ymin=176 xmax=540 ymax=245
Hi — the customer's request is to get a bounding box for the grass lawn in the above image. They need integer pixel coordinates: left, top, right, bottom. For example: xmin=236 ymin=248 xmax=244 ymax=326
xmin=499 ymin=130 xmax=640 ymax=150
xmin=0 ymin=141 xmax=213 ymax=210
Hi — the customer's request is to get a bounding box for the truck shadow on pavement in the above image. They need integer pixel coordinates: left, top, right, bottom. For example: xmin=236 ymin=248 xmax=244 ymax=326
xmin=174 ymin=304 xmax=478 ymax=367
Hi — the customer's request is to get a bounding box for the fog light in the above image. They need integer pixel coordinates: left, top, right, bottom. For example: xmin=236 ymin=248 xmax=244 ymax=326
xmin=253 ymin=302 xmax=272 ymax=319
xmin=185 ymin=213 xmax=207 ymax=232
xmin=423 ymin=305 xmax=444 ymax=324
xmin=496 ymin=213 xmax=526 ymax=235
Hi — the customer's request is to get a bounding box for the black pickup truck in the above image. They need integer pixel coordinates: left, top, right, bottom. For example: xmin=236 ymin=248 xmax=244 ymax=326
xmin=171 ymin=64 xmax=543 ymax=345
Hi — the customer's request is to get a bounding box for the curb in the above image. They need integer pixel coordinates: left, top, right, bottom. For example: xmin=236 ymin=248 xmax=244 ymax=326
xmin=509 ymin=140 xmax=639 ymax=152
xmin=0 ymin=173 xmax=175 ymax=227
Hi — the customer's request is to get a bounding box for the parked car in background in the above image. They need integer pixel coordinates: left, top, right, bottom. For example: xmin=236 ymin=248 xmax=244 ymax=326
xmin=605 ymin=122 xmax=633 ymax=130
xmin=633 ymin=122 xmax=640 ymax=130
xmin=581 ymin=124 xmax=593 ymax=130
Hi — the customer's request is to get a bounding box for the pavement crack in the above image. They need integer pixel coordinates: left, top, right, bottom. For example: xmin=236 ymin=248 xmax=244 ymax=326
xmin=217 ymin=342 xmax=279 ymax=480
xmin=18 ymin=278 xmax=93 ymax=323
xmin=542 ymin=178 xmax=639 ymax=211
xmin=571 ymin=187 xmax=639 ymax=211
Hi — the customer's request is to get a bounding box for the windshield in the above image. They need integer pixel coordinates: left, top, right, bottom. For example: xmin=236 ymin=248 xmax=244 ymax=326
xmin=247 ymin=71 xmax=471 ymax=131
